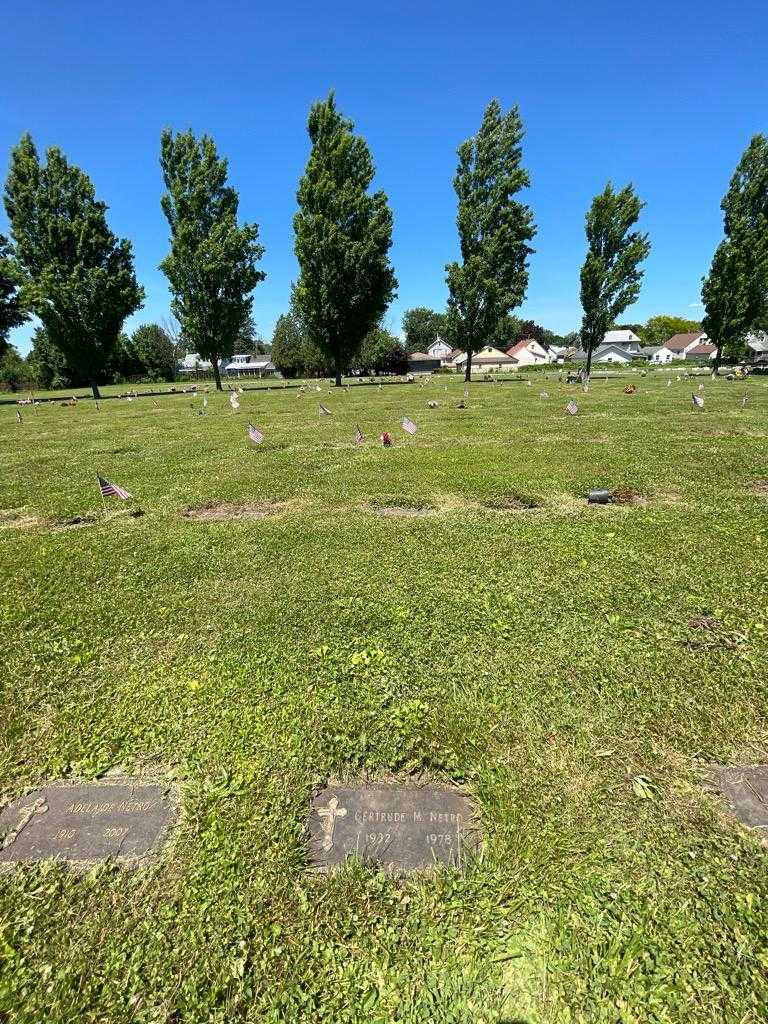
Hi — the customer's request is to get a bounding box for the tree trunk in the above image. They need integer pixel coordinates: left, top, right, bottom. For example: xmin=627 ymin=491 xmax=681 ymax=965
xmin=90 ymin=380 xmax=101 ymax=400
xmin=464 ymin=349 xmax=473 ymax=382
xmin=212 ymin=359 xmax=223 ymax=391
xmin=711 ymin=341 xmax=722 ymax=378
xmin=585 ymin=345 xmax=593 ymax=379
xmin=334 ymin=362 xmax=342 ymax=387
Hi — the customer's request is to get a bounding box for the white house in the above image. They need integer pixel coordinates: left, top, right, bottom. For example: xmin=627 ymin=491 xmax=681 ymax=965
xmin=594 ymin=344 xmax=635 ymax=365
xmin=685 ymin=342 xmax=717 ymax=363
xmin=454 ymin=345 xmax=518 ymax=372
xmin=652 ymin=332 xmax=709 ymax=363
xmin=426 ymin=337 xmax=458 ymax=366
xmin=505 ymin=338 xmax=553 ymax=367
xmin=575 ymin=344 xmax=636 ymax=364
xmin=179 ymin=352 xmax=213 ymax=373
xmin=224 ymin=354 xmax=276 ymax=376
xmin=602 ymin=329 xmax=642 ymax=353
xmin=747 ymin=332 xmax=768 ymax=362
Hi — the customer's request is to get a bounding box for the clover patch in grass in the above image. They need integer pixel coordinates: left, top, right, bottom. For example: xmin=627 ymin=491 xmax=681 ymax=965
xmin=181 ymin=499 xmax=285 ymax=521
xmin=369 ymin=498 xmax=437 ymax=517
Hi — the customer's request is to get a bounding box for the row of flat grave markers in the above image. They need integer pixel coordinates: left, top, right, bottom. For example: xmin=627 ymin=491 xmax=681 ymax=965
xmin=3 ymin=771 xmax=768 ymax=874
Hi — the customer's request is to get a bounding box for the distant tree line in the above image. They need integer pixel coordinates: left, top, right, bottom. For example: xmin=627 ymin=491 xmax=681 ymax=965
xmin=1 ymin=93 xmax=766 ymax=392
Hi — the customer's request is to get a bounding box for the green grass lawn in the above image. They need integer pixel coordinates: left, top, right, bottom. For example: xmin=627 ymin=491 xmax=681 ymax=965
xmin=1 ymin=373 xmax=767 ymax=1023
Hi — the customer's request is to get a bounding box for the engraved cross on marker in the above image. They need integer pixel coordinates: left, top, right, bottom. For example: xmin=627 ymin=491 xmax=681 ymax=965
xmin=316 ymin=795 xmax=347 ymax=851
xmin=2 ymin=798 xmax=47 ymax=850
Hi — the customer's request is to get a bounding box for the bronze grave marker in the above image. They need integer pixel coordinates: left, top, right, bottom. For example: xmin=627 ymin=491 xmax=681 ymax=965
xmin=0 ymin=780 xmax=176 ymax=870
xmin=308 ymin=782 xmax=479 ymax=874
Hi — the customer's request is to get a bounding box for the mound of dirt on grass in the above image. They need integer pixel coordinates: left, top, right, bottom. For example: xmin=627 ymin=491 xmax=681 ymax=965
xmin=609 ymin=487 xmax=647 ymax=506
xmin=182 ymin=500 xmax=284 ymax=521
xmin=482 ymin=493 xmax=542 ymax=511
xmin=370 ymin=499 xmax=436 ymax=517
xmin=55 ymin=514 xmax=98 ymax=529
xmin=0 ymin=508 xmax=45 ymax=530
xmin=749 ymin=480 xmax=768 ymax=497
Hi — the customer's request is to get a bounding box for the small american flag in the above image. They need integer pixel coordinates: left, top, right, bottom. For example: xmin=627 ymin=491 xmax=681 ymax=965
xmin=229 ymin=391 xmax=240 ymax=411
xmin=248 ymin=422 xmax=264 ymax=444
xmin=692 ymin=392 xmax=704 ymax=409
xmin=402 ymin=416 xmax=417 ymax=434
xmin=98 ymin=475 xmax=132 ymax=500
xmin=566 ymin=400 xmax=578 ymax=415
xmin=355 ymin=424 xmax=364 ymax=444
xmin=319 ymin=403 xmax=331 ymax=416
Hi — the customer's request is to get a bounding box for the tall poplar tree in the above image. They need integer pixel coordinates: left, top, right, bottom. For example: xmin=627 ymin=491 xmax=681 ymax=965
xmin=0 ymin=234 xmax=28 ymax=357
xmin=4 ymin=134 xmax=143 ymax=398
xmin=702 ymin=134 xmax=768 ymax=372
xmin=579 ymin=183 xmax=650 ymax=377
xmin=160 ymin=129 xmax=265 ymax=391
xmin=445 ymin=100 xmax=536 ymax=382
xmin=293 ymin=92 xmax=397 ymax=386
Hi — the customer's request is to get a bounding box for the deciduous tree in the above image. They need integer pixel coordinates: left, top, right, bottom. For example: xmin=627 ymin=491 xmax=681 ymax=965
xmin=271 ymin=313 xmax=305 ymax=378
xmin=131 ymin=323 xmax=176 ymax=380
xmin=26 ymin=326 xmax=70 ymax=389
xmin=445 ymin=100 xmax=536 ymax=381
xmin=160 ymin=129 xmax=265 ymax=391
xmin=0 ymin=345 xmax=28 ymax=392
xmin=702 ymin=134 xmax=768 ymax=371
xmin=4 ymin=134 xmax=144 ymax=399
xmin=641 ymin=315 xmax=702 ymax=347
xmin=401 ymin=307 xmax=445 ymax=353
xmin=0 ymin=234 xmax=28 ymax=356
xmin=358 ymin=327 xmax=408 ymax=374
xmin=579 ymin=183 xmax=650 ymax=376
xmin=293 ymin=92 xmax=397 ymax=386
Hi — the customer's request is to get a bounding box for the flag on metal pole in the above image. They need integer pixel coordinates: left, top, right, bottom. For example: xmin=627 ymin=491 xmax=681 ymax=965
xmin=97 ymin=475 xmax=132 ymax=500
xmin=16 ymin=408 xmax=22 ymax=424
xmin=247 ymin=422 xmax=264 ymax=445
xmin=402 ymin=416 xmax=417 ymax=434
xmin=319 ymin=403 xmax=331 ymax=416
xmin=355 ymin=424 xmax=364 ymax=444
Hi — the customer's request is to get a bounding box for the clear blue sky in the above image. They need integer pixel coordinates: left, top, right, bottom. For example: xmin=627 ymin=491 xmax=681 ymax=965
xmin=3 ymin=0 xmax=766 ymax=353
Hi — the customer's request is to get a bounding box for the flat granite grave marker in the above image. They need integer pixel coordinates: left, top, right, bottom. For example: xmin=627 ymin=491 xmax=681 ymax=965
xmin=712 ymin=765 xmax=768 ymax=835
xmin=308 ymin=782 xmax=479 ymax=874
xmin=0 ymin=780 xmax=176 ymax=870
